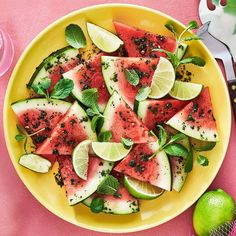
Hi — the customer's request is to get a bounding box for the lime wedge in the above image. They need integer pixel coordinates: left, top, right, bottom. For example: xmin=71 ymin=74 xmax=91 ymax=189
xmin=72 ymin=140 xmax=92 ymax=180
xmin=149 ymin=57 xmax=175 ymax=99
xmin=91 ymin=142 xmax=131 ymax=162
xmin=169 ymin=81 xmax=203 ymax=100
xmin=124 ymin=176 xmax=164 ymax=200
xmin=19 ymin=154 xmax=51 ymax=173
xmin=87 ymin=22 xmax=123 ymax=53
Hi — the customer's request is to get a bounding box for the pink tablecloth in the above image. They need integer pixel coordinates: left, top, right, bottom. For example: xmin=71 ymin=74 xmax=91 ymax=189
xmin=1 ymin=0 xmax=235 ymax=235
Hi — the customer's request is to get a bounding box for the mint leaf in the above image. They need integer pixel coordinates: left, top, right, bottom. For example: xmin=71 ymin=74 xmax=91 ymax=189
xmin=168 ymin=133 xmax=187 ymax=145
xmin=31 ymin=83 xmax=48 ymax=98
xmin=135 ymin=87 xmax=151 ymax=102
xmin=65 ymin=24 xmax=86 ymax=49
xmin=15 ymin=134 xmax=25 ymax=142
xmin=165 ymin=23 xmax=177 ymax=37
xmin=91 ymin=115 xmax=104 ymax=133
xmin=98 ymin=131 xmax=112 ymax=142
xmin=90 ymin=198 xmax=104 ymax=213
xmin=121 ymin=137 xmax=133 ymax=149
xmin=50 ymin=78 xmax=74 ymax=99
xmin=124 ymin=68 xmax=140 ymax=86
xmin=164 ymin=143 xmax=189 ymax=158
xmin=86 ymin=108 xmax=99 ymax=117
xmin=180 ymin=57 xmax=205 ymax=67
xmin=197 ymin=155 xmax=209 ymax=167
xmin=40 ymin=77 xmax=51 ymax=90
xmin=156 ymin=125 xmax=167 ymax=148
xmin=181 ymin=36 xmax=201 ymax=42
xmin=187 ymin=20 xmax=199 ymax=30
xmin=97 ymin=175 xmax=120 ymax=195
xmin=185 ymin=147 xmax=193 ymax=173
xmin=82 ymin=88 xmax=99 ymax=113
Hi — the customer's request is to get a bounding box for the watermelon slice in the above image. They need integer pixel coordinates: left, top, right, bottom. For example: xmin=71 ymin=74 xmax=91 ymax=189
xmin=167 ymin=87 xmax=219 ymax=142
xmin=63 ymin=53 xmax=110 ymax=112
xmin=58 ymin=155 xmax=113 ymax=205
xmin=137 ymin=99 xmax=188 ymax=130
xmin=101 ymin=91 xmax=157 ymax=143
xmin=102 ymin=56 xmax=159 ymax=108
xmin=11 ymin=98 xmax=71 ymax=147
xmin=114 ymin=142 xmax=172 ymax=191
xmin=113 ymin=21 xmax=176 ymax=57
xmin=27 ymin=46 xmax=80 ymax=92
xmin=83 ymin=185 xmax=139 ymax=214
xmin=36 ymin=101 xmax=97 ymax=155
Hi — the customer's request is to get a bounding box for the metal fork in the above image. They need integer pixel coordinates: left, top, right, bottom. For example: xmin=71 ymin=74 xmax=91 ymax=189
xmin=197 ymin=21 xmax=236 ymax=120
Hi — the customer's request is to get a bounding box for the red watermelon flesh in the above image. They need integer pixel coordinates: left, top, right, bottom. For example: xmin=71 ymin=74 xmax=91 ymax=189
xmin=35 ymin=101 xmax=97 ymax=156
xmin=57 ymin=155 xmax=113 ymax=205
xmin=102 ymin=56 xmax=159 ymax=108
xmin=102 ymin=92 xmax=157 ymax=143
xmin=63 ymin=53 xmax=110 ymax=112
xmin=11 ymin=99 xmax=71 ymax=148
xmin=114 ymin=142 xmax=171 ymax=190
xmin=113 ymin=21 xmax=176 ymax=57
xmin=137 ymin=99 xmax=188 ymax=130
xmin=167 ymin=87 xmax=218 ymax=142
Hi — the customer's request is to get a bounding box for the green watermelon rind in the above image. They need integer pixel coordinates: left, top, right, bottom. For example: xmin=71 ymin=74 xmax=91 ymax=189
xmin=27 ymin=46 xmax=79 ymax=89
xmin=68 ymin=160 xmax=114 ymax=206
xmin=11 ymin=98 xmax=72 ymax=114
xmin=83 ymin=194 xmax=139 ymax=214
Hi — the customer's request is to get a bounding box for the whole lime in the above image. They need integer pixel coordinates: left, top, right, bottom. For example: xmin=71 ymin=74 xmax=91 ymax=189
xmin=193 ymin=189 xmax=235 ymax=236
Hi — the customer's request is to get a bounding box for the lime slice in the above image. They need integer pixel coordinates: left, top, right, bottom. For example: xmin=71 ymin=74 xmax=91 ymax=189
xmin=124 ymin=176 xmax=164 ymax=200
xmin=87 ymin=22 xmax=123 ymax=53
xmin=91 ymin=142 xmax=131 ymax=162
xmin=148 ymin=57 xmax=175 ymax=99
xmin=169 ymin=80 xmax=203 ymax=100
xmin=72 ymin=140 xmax=92 ymax=180
xmin=19 ymin=154 xmax=51 ymax=173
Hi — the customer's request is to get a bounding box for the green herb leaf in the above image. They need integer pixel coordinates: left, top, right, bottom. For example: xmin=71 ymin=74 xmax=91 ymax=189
xmin=91 ymin=115 xmax=104 ymax=133
xmin=124 ymin=68 xmax=140 ymax=86
xmin=31 ymin=83 xmax=48 ymax=97
xmin=135 ymin=87 xmax=151 ymax=102
xmin=185 ymin=147 xmax=193 ymax=173
xmin=165 ymin=23 xmax=177 ymax=37
xmin=98 ymin=131 xmax=112 ymax=142
xmin=65 ymin=24 xmax=86 ymax=49
xmin=86 ymin=108 xmax=99 ymax=117
xmin=16 ymin=124 xmax=25 ymax=135
xmin=197 ymin=155 xmax=209 ymax=167
xmin=40 ymin=77 xmax=51 ymax=90
xmin=156 ymin=125 xmax=167 ymax=148
xmin=181 ymin=36 xmax=202 ymax=42
xmin=90 ymin=198 xmax=104 ymax=213
xmin=15 ymin=134 xmax=25 ymax=142
xmin=97 ymin=175 xmax=120 ymax=195
xmin=168 ymin=133 xmax=187 ymax=145
xmin=50 ymin=78 xmax=74 ymax=99
xmin=121 ymin=137 xmax=133 ymax=149
xmin=82 ymin=88 xmax=99 ymax=113
xmin=187 ymin=20 xmax=199 ymax=30
xmin=164 ymin=143 xmax=189 ymax=158
xmin=180 ymin=57 xmax=206 ymax=67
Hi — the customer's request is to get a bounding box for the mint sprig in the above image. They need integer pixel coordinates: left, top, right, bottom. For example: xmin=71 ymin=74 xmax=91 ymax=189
xmin=124 ymin=68 xmax=140 ymax=86
xmin=121 ymin=137 xmax=133 ymax=149
xmin=154 ymin=20 xmax=205 ymax=70
xmin=90 ymin=197 xmax=104 ymax=213
xmin=135 ymin=87 xmax=151 ymax=102
xmin=97 ymin=175 xmax=120 ymax=195
xmin=82 ymin=88 xmax=100 ymax=114
xmin=197 ymin=155 xmax=209 ymax=167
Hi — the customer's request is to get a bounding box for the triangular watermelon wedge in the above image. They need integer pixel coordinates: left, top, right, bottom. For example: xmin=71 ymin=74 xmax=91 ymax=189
xmin=114 ymin=142 xmax=172 ymax=191
xmin=63 ymin=53 xmax=110 ymax=112
xmin=113 ymin=21 xmax=176 ymax=57
xmin=167 ymin=87 xmax=219 ymax=142
xmin=36 ymin=101 xmax=97 ymax=155
xmin=58 ymin=155 xmax=113 ymax=205
xmin=101 ymin=91 xmax=157 ymax=143
xmin=102 ymin=56 xmax=159 ymax=108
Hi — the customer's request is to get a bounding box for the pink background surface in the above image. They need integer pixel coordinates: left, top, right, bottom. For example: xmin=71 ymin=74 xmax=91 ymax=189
xmin=0 ymin=0 xmax=235 ymax=235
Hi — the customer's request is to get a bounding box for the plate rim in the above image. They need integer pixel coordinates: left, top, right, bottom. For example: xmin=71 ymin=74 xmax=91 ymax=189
xmin=3 ymin=3 xmax=232 ymax=233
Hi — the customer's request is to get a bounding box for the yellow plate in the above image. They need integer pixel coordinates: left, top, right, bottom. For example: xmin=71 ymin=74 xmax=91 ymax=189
xmin=3 ymin=4 xmax=231 ymax=233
